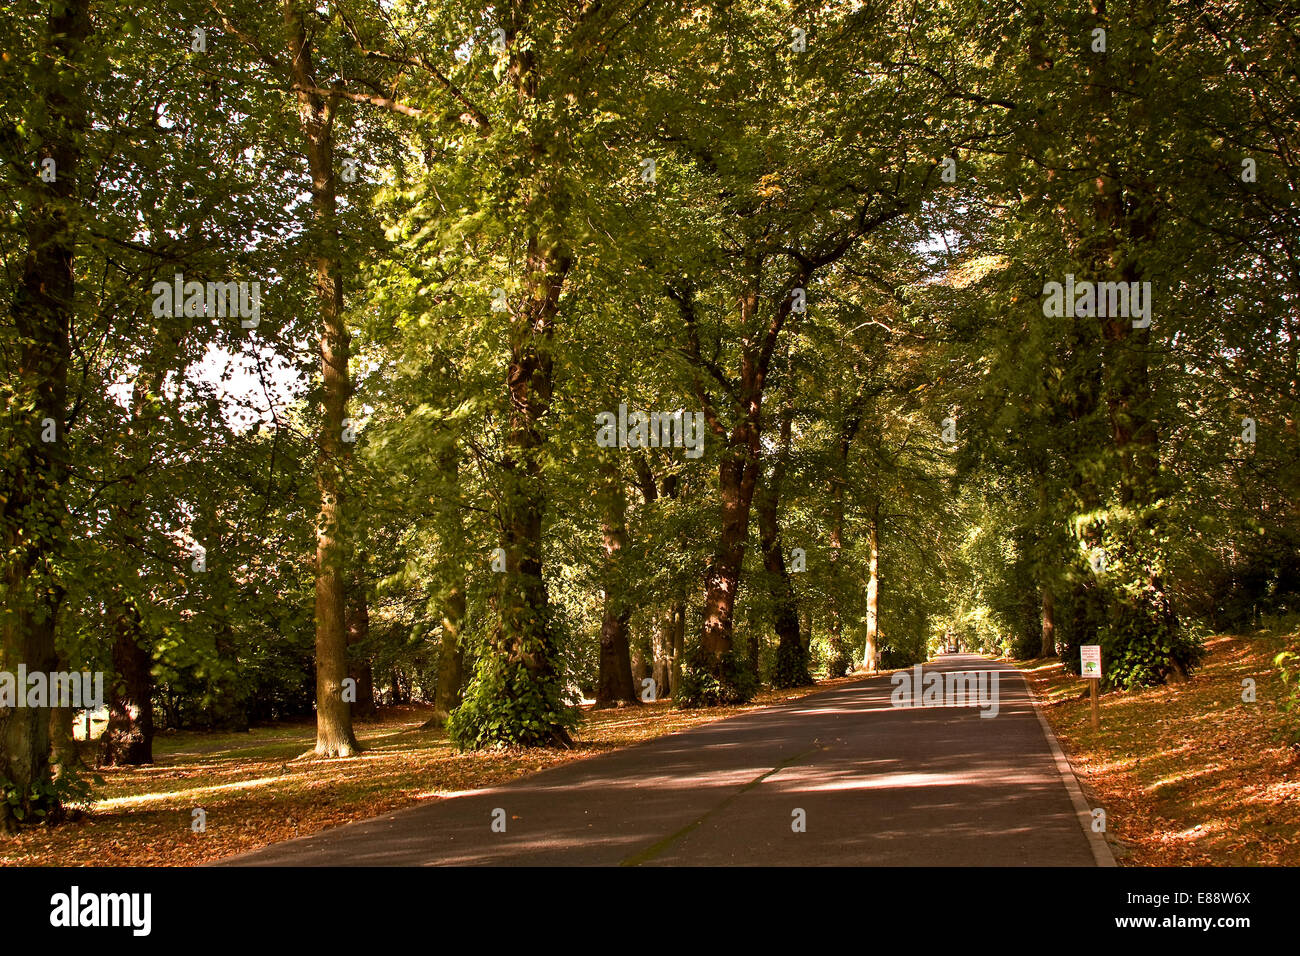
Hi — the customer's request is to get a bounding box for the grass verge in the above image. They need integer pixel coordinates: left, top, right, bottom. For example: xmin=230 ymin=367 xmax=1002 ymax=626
xmin=1012 ymin=628 xmax=1300 ymax=865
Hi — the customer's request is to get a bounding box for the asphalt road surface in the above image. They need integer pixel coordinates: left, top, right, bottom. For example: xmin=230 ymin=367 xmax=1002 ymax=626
xmin=223 ymin=653 xmax=1104 ymax=867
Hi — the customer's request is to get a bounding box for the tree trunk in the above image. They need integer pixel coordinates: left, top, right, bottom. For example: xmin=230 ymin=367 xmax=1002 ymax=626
xmin=425 ymin=584 xmax=466 ymax=728
xmin=0 ymin=0 xmax=89 ymax=834
xmin=632 ymin=457 xmax=684 ymax=699
xmin=651 ymin=607 xmax=674 ymax=699
xmin=758 ymin=408 xmax=810 ymax=687
xmin=285 ymin=0 xmax=360 ymax=757
xmin=701 ymin=442 xmax=760 ymax=666
xmin=826 ymin=479 xmax=851 ymax=678
xmin=1040 ymin=584 xmax=1056 ymax=658
xmin=487 ymin=232 xmax=573 ymax=741
xmin=389 ymin=668 xmax=409 ymax=706
xmin=98 ymin=361 xmax=171 ymax=765
xmin=424 ymin=445 xmax=468 ymax=729
xmin=98 ymin=604 xmax=154 ymax=766
xmin=346 ymin=575 xmax=377 ymax=720
xmin=49 ymin=648 xmax=85 ymax=779
xmin=670 ymin=597 xmax=686 ymax=697
xmin=863 ymin=504 xmax=880 ymax=672
xmin=49 ymin=704 xmax=83 ymax=780
xmin=678 ymin=274 xmax=771 ymax=679
xmin=824 ymin=386 xmax=861 ymax=679
xmin=454 ymin=22 xmax=579 ymax=745
xmin=595 ymin=456 xmax=638 ymax=707
xmin=1086 ymin=4 xmax=1182 ymax=681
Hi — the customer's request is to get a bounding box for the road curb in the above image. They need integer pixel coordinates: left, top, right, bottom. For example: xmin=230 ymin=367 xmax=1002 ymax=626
xmin=1016 ymin=666 xmax=1117 ymax=867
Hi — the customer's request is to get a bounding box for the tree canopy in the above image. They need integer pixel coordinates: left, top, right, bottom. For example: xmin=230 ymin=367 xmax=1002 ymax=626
xmin=1 ymin=0 xmax=1296 ymax=829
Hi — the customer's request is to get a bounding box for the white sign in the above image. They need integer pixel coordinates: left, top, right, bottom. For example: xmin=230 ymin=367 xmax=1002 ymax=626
xmin=1080 ymin=644 xmax=1102 ymax=679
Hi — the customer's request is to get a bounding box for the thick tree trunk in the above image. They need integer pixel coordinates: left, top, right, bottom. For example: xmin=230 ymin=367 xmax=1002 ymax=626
xmin=758 ymin=409 xmax=810 ymax=687
xmin=701 ymin=446 xmax=760 ymax=665
xmin=595 ymin=456 xmax=638 ymax=707
xmin=1086 ymin=4 xmax=1182 ymax=680
xmin=679 ymin=275 xmax=771 ymax=679
xmin=445 ymin=6 xmax=576 ymax=747
xmin=98 ymin=605 xmax=154 ymax=766
xmin=599 ymin=608 xmax=636 ymax=702
xmin=285 ymin=0 xmax=360 ymax=757
xmin=863 ymin=505 xmax=880 ymax=672
xmin=0 ymin=0 xmax=89 ymax=834
xmin=489 ymin=240 xmax=574 ymax=742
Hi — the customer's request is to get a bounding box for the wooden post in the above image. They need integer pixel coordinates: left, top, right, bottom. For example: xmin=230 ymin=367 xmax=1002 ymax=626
xmin=1089 ymin=679 xmax=1099 ymax=730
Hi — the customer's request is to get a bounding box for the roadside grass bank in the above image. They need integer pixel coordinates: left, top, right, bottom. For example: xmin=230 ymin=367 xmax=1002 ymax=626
xmin=1013 ymin=627 xmax=1300 ymax=866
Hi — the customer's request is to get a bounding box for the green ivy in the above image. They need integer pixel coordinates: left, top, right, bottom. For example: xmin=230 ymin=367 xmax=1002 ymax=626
xmin=675 ymin=649 xmax=758 ymax=708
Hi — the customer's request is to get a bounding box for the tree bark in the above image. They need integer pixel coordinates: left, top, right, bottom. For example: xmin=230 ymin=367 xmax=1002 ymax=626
xmin=0 ymin=0 xmax=89 ymax=834
xmin=758 ymin=408 xmax=810 ymax=686
xmin=460 ymin=13 xmax=577 ymax=745
xmin=595 ymin=456 xmax=638 ymax=707
xmin=1040 ymin=584 xmax=1056 ymax=658
xmin=670 ymin=597 xmax=686 ymax=697
xmin=651 ymin=606 xmax=675 ymax=699
xmin=489 ymin=233 xmax=572 ymax=740
xmin=1085 ymin=2 xmax=1183 ymax=680
xmin=677 ymin=273 xmax=780 ymax=677
xmin=863 ymin=503 xmax=880 ymax=672
xmin=285 ymin=0 xmax=360 ymax=757
xmin=425 ymin=583 xmax=466 ymax=728
xmin=98 ymin=603 xmax=154 ymax=766
xmin=825 ymin=389 xmax=861 ymax=678
xmin=697 ymin=289 xmax=765 ymax=668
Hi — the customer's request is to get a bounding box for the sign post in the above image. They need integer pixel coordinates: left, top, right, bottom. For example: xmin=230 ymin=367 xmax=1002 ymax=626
xmin=1081 ymin=644 xmax=1102 ymax=730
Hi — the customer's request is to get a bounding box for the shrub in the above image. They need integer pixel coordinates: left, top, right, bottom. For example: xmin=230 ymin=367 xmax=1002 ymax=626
xmin=771 ymin=639 xmax=813 ymax=688
xmin=1276 ymin=648 xmax=1300 ymax=747
xmin=675 ymin=648 xmax=758 ymax=708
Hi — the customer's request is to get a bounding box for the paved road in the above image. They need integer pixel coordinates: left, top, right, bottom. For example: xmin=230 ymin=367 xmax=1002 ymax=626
xmin=223 ymin=653 xmax=1102 ymax=866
